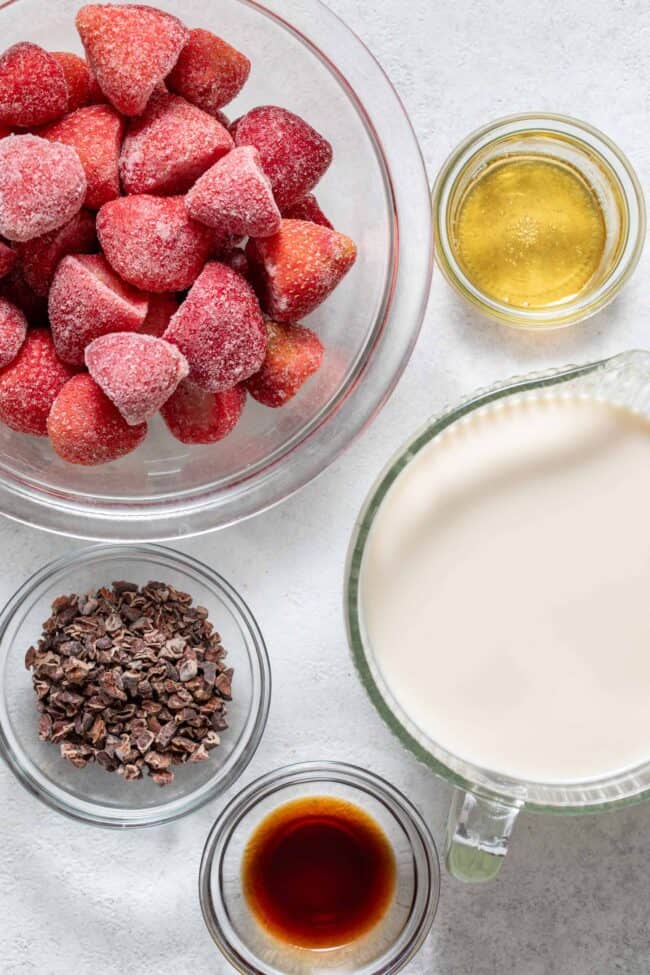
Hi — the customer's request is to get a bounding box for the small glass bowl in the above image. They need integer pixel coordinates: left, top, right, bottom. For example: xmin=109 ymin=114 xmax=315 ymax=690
xmin=432 ymin=113 xmax=646 ymax=329
xmin=199 ymin=762 xmax=440 ymax=975
xmin=0 ymin=544 xmax=271 ymax=828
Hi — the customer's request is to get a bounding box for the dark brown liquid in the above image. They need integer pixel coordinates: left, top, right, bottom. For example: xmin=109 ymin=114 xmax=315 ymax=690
xmin=242 ymin=796 xmax=396 ymax=949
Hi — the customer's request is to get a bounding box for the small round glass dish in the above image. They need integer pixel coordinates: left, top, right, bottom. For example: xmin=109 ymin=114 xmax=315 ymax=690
xmin=0 ymin=0 xmax=432 ymax=541
xmin=199 ymin=761 xmax=440 ymax=975
xmin=0 ymin=544 xmax=271 ymax=828
xmin=432 ymin=113 xmax=645 ymax=329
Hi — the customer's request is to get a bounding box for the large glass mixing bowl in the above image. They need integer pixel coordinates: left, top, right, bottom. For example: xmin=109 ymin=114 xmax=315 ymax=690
xmin=346 ymin=350 xmax=650 ymax=883
xmin=0 ymin=0 xmax=432 ymax=540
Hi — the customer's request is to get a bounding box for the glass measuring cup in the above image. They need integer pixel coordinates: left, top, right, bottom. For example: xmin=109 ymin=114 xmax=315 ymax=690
xmin=345 ymin=350 xmax=650 ymax=882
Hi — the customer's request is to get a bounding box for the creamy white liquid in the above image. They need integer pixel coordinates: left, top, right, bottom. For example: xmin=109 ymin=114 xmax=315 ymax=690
xmin=360 ymin=395 xmax=650 ymax=784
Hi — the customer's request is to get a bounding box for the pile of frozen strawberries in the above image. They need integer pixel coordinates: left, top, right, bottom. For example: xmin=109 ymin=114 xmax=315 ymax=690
xmin=0 ymin=3 xmax=357 ymax=465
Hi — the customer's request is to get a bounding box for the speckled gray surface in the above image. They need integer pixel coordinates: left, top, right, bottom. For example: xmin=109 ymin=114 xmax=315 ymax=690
xmin=2 ymin=0 xmax=650 ymax=972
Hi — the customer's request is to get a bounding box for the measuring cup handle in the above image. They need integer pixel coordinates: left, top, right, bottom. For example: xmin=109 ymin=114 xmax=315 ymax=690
xmin=445 ymin=789 xmax=522 ymax=883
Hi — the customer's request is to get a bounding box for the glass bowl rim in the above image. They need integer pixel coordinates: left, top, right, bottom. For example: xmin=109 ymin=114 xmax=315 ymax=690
xmin=0 ymin=542 xmax=272 ymax=828
xmin=344 ymin=350 xmax=650 ymax=815
xmin=431 ymin=111 xmax=646 ymax=329
xmin=198 ymin=760 xmax=440 ymax=975
xmin=0 ymin=0 xmax=433 ymax=542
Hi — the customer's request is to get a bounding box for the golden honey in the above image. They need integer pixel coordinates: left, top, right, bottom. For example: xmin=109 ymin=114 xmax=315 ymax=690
xmin=451 ymin=154 xmax=607 ymax=309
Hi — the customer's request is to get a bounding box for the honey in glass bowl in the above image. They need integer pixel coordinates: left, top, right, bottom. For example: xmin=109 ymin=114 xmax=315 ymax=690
xmin=452 ymin=153 xmax=607 ymax=309
xmin=432 ymin=114 xmax=645 ymax=329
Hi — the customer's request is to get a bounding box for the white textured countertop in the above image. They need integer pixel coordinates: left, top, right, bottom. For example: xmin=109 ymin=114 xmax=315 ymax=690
xmin=2 ymin=0 xmax=650 ymax=972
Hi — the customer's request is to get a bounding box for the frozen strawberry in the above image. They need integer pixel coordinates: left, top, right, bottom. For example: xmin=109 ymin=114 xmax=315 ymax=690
xmin=0 ymin=265 xmax=48 ymax=325
xmin=86 ymin=332 xmax=188 ymax=425
xmin=234 ymin=106 xmax=332 ymax=209
xmin=41 ymin=105 xmax=125 ymax=211
xmin=47 ymin=373 xmax=147 ymax=465
xmin=0 ymin=43 xmax=68 ymax=128
xmin=167 ymin=28 xmax=250 ymax=115
xmin=148 ymin=80 xmax=169 ymax=99
xmin=246 ymin=320 xmax=324 ymax=407
xmin=0 ymin=241 xmax=16 ymax=279
xmin=246 ymin=219 xmax=356 ymax=322
xmin=49 ymin=253 xmax=148 ymax=365
xmin=0 ymin=298 xmax=27 ymax=369
xmin=76 ymin=4 xmax=189 ymax=116
xmin=120 ymin=91 xmax=233 ymax=196
xmin=97 ymin=195 xmax=215 ymax=292
xmin=161 ymin=380 xmax=245 ymax=444
xmin=140 ymin=293 xmax=179 ymax=338
xmin=0 ymin=135 xmax=86 ymax=243
xmin=164 ymin=261 xmax=266 ymax=392
xmin=186 ymin=145 xmax=281 ymax=238
xmin=15 ymin=210 xmax=97 ymax=297
xmin=52 ymin=52 xmax=92 ymax=112
xmin=0 ymin=329 xmax=76 ymax=436
xmin=282 ymin=193 xmax=333 ymax=229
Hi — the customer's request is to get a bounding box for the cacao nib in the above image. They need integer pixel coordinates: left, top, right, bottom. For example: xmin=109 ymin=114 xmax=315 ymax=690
xmin=25 ymin=580 xmax=233 ymax=787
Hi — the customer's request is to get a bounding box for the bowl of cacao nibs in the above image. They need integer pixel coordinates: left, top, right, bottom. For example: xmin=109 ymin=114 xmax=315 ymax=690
xmin=0 ymin=544 xmax=270 ymax=827
xmin=0 ymin=0 xmax=432 ymax=542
